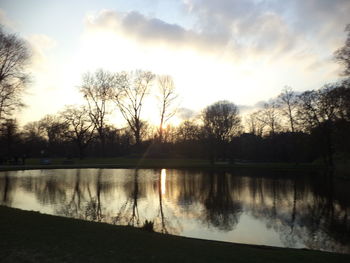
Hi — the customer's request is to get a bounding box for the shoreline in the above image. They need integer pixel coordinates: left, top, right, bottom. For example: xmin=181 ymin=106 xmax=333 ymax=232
xmin=0 ymin=157 xmax=323 ymax=172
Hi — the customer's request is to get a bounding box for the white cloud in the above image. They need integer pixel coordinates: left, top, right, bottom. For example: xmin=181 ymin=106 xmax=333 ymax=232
xmin=18 ymin=34 xmax=76 ymax=125
xmin=26 ymin=34 xmax=57 ymax=71
xmin=0 ymin=8 xmax=17 ymax=29
xmin=177 ymin=107 xmax=196 ymax=120
xmin=83 ymin=0 xmax=350 ymax=69
xmin=182 ymin=0 xmax=350 ymax=59
xmin=84 ymin=9 xmax=227 ymax=54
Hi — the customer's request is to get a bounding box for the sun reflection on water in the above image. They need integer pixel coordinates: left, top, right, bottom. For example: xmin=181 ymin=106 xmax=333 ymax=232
xmin=161 ymin=169 xmax=166 ymax=195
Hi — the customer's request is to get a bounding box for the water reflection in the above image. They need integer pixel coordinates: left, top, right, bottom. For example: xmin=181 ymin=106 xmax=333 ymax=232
xmin=202 ymin=172 xmax=242 ymax=231
xmin=0 ymin=168 xmax=349 ymax=253
xmin=0 ymin=172 xmax=15 ymax=205
xmin=161 ymin=169 xmax=166 ymax=195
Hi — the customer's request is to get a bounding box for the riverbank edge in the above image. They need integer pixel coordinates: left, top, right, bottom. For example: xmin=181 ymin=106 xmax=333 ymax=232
xmin=0 ymin=158 xmax=325 ymax=172
xmin=1 ymin=205 xmax=349 ymax=263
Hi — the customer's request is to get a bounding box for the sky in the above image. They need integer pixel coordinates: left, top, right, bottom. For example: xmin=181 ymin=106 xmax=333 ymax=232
xmin=0 ymin=0 xmax=349 ymax=126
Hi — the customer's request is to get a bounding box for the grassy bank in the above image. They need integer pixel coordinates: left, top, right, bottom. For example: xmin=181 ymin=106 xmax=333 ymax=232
xmin=1 ymin=206 xmax=349 ymax=263
xmin=0 ymin=157 xmax=322 ymax=171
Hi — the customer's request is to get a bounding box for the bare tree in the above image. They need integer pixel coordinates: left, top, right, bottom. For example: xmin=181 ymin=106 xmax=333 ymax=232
xmin=176 ymin=120 xmax=201 ymax=142
xmin=22 ymin=120 xmax=46 ymax=157
xmin=296 ymin=85 xmax=341 ymax=166
xmin=295 ymin=87 xmax=339 ymax=130
xmin=333 ymin=79 xmax=350 ymax=121
xmin=335 ymin=24 xmax=350 ymax=77
xmin=22 ymin=121 xmax=45 ymax=139
xmin=202 ymin=100 xmax=241 ymax=161
xmin=60 ymin=105 xmax=95 ymax=159
xmin=113 ymin=70 xmax=155 ymax=146
xmin=203 ymin=101 xmax=241 ymax=142
xmin=245 ymin=112 xmax=265 ymax=136
xmin=157 ymin=75 xmax=178 ymax=142
xmin=159 ymin=124 xmax=177 ymax=143
xmin=79 ymin=69 xmax=115 ymax=151
xmin=0 ymin=118 xmax=19 ymax=157
xmin=277 ymin=86 xmax=298 ymax=132
xmin=0 ymin=26 xmax=31 ymax=121
xmin=38 ymin=114 xmax=68 ymax=147
xmin=257 ymin=102 xmax=281 ymax=135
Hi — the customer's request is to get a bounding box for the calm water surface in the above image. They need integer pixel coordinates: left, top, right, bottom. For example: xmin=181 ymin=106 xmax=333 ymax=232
xmin=1 ymin=168 xmax=349 ymax=253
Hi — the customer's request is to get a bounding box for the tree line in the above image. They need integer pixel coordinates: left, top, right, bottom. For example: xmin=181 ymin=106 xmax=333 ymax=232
xmin=0 ymin=24 xmax=350 ymax=165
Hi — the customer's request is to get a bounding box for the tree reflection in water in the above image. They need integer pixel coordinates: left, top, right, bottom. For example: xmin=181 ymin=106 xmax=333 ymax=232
xmin=152 ymin=169 xmax=181 ymax=234
xmin=85 ymin=169 xmax=104 ymax=222
xmin=1 ymin=168 xmax=349 ymax=253
xmin=202 ymin=172 xmax=242 ymax=231
xmin=112 ymin=169 xmax=142 ymax=227
xmin=55 ymin=169 xmax=86 ymax=218
xmin=0 ymin=172 xmax=15 ymax=205
xmin=158 ymin=169 xmax=166 ymax=232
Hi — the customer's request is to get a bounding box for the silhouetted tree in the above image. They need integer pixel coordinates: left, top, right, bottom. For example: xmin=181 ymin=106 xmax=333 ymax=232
xmin=202 ymin=100 xmax=241 ymax=162
xmin=103 ymin=125 xmax=132 ymax=156
xmin=176 ymin=120 xmax=201 ymax=142
xmin=329 ymin=79 xmax=350 ymax=121
xmin=60 ymin=105 xmax=95 ymax=158
xmin=113 ymin=70 xmax=154 ymax=147
xmin=38 ymin=114 xmax=68 ymax=157
xmin=234 ymin=133 xmax=264 ymax=161
xmin=324 ymin=81 xmax=350 ymax=158
xmin=245 ymin=112 xmax=265 ymax=136
xmin=296 ymin=85 xmax=342 ymax=166
xmin=0 ymin=27 xmax=31 ymax=121
xmin=21 ymin=120 xmax=46 ymax=157
xmin=0 ymin=118 xmax=19 ymax=159
xmin=157 ymin=75 xmax=178 ymax=142
xmin=80 ymin=69 xmax=115 ymax=153
xmin=277 ymin=86 xmax=298 ymax=132
xmin=173 ymin=120 xmax=202 ymax=158
xmin=257 ymin=102 xmax=281 ymax=135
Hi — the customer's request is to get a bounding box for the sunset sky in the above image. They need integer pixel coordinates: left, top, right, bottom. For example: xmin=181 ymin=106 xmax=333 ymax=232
xmin=0 ymin=0 xmax=349 ymax=126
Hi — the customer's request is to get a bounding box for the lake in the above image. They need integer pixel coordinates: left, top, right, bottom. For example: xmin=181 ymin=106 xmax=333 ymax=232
xmin=0 ymin=168 xmax=349 ymax=253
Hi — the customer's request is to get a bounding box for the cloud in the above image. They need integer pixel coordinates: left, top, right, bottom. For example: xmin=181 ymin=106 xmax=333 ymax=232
xmin=83 ymin=8 xmax=302 ymax=66
xmin=181 ymin=0 xmax=301 ymax=57
xmin=176 ymin=107 xmax=196 ymax=120
xmin=85 ymin=9 xmax=226 ymax=53
xmin=290 ymin=0 xmax=350 ymax=36
xmin=85 ymin=8 xmax=294 ymax=60
xmin=84 ymin=0 xmax=350 ymax=66
xmin=238 ymin=101 xmax=267 ymax=114
xmin=182 ymin=0 xmax=350 ymax=57
xmin=27 ymin=34 xmax=57 ymax=51
xmin=26 ymin=34 xmax=57 ymax=71
xmin=0 ymin=9 xmax=17 ymax=29
xmin=0 ymin=10 xmax=57 ymax=73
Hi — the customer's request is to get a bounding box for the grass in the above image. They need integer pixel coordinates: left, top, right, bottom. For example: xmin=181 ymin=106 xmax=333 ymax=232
xmin=1 ymin=205 xmax=349 ymax=263
xmin=0 ymin=157 xmax=323 ymax=171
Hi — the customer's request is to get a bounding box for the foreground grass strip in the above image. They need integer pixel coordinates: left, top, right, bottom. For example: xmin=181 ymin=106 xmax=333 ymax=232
xmin=0 ymin=206 xmax=349 ymax=263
